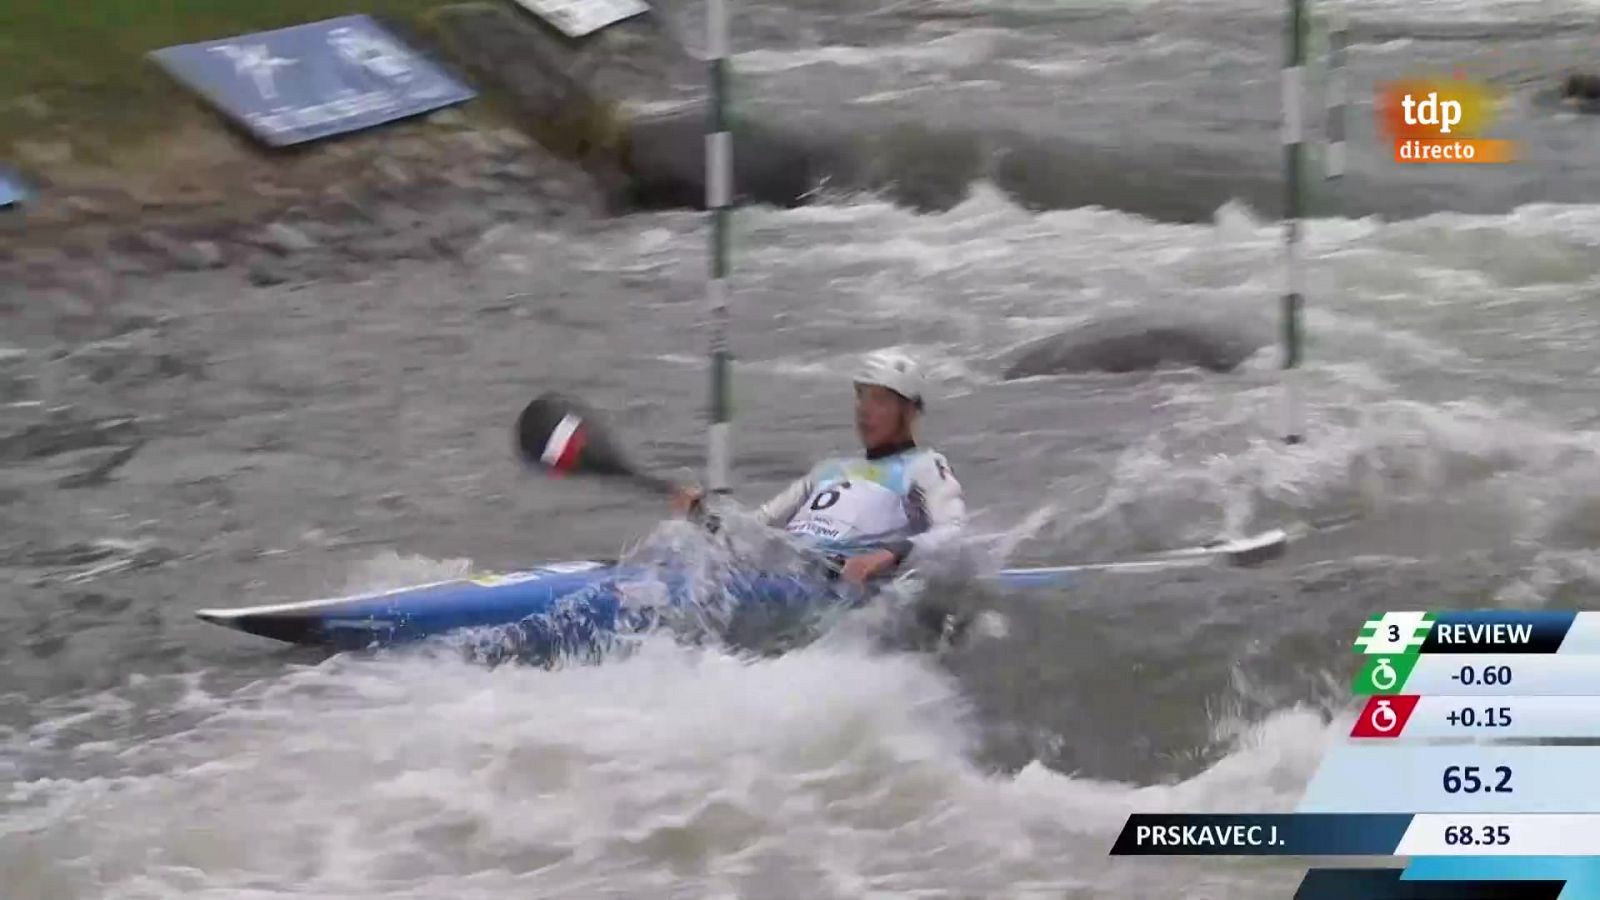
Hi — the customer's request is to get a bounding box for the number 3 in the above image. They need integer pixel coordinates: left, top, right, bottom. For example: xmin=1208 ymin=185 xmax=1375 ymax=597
xmin=1388 ymin=624 xmax=1401 ymax=641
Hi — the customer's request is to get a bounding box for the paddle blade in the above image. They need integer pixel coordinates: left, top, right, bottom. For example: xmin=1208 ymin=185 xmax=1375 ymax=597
xmin=515 ymin=393 xmax=636 ymax=478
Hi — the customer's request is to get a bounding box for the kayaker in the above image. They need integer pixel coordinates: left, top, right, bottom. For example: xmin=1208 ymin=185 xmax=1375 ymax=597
xmin=672 ymin=349 xmax=967 ymax=585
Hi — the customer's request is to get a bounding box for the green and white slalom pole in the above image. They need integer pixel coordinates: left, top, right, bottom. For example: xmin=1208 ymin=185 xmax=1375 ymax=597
xmin=1325 ymin=8 xmax=1347 ymax=182
xmin=706 ymin=0 xmax=733 ymax=495
xmin=1281 ymin=0 xmax=1307 ymax=444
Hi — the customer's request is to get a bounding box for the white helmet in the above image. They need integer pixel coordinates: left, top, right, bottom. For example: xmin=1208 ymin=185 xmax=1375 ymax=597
xmin=853 ymin=349 xmax=925 ymax=411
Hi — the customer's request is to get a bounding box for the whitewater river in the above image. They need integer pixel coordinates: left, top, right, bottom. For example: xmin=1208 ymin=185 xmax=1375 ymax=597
xmin=6 ymin=0 xmax=1600 ymax=896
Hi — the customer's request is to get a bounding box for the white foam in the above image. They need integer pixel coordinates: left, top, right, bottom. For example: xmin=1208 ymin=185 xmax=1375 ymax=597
xmin=1334 ymin=0 xmax=1600 ymax=20
xmin=735 ymin=30 xmax=1007 ymax=75
xmin=0 ymin=637 xmax=1339 ymax=898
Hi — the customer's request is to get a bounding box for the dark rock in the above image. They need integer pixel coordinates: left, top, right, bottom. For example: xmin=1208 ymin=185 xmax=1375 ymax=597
xmin=428 ymin=3 xmax=685 ymax=191
xmin=1563 ymin=73 xmax=1600 ymax=100
xmin=430 ymin=2 xmax=696 ymax=146
xmin=247 ymin=260 xmax=290 ymax=286
xmin=1562 ymin=73 xmax=1600 ymax=113
xmin=622 ymin=110 xmax=821 ymax=210
xmin=1003 ymin=315 xmax=1268 ymax=379
xmin=424 ymin=3 xmax=913 ymax=213
xmin=855 ymin=122 xmax=984 ymax=212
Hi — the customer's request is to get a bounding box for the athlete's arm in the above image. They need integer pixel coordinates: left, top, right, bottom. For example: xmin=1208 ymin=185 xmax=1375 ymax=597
xmin=885 ymin=452 xmax=966 ymax=566
xmin=753 ymin=469 xmax=816 ymax=528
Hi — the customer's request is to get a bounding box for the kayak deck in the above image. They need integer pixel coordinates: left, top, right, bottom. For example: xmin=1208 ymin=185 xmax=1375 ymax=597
xmin=195 ymin=559 xmax=860 ymax=653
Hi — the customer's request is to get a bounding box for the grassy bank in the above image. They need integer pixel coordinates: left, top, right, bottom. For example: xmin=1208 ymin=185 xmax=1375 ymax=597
xmin=0 ymin=0 xmax=455 ymax=155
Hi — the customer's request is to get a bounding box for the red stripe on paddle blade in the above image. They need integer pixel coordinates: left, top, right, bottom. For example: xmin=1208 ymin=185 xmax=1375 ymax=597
xmin=546 ymin=425 xmax=587 ymax=476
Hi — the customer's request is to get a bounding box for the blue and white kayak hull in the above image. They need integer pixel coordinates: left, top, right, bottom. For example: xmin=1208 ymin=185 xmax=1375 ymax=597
xmin=194 ymin=560 xmax=851 ymax=651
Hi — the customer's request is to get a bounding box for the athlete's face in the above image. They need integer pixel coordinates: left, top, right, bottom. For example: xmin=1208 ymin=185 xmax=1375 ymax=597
xmin=854 ymin=383 xmax=915 ymax=449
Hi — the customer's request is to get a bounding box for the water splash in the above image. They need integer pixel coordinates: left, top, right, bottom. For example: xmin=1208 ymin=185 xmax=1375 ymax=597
xmin=1 ymin=638 xmax=1337 ymax=899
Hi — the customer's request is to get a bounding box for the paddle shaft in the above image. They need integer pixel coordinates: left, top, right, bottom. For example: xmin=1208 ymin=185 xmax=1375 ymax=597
xmin=621 ymin=469 xmax=682 ymax=497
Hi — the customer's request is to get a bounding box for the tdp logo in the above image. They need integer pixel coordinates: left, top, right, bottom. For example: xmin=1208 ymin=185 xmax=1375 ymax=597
xmin=1377 ymin=75 xmax=1515 ymax=164
xmin=1402 ymin=93 xmax=1462 ymax=133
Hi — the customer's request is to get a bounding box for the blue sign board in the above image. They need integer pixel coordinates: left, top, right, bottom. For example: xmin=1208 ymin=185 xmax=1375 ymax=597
xmin=0 ymin=167 xmax=26 ymax=208
xmin=149 ymin=15 xmax=476 ymax=147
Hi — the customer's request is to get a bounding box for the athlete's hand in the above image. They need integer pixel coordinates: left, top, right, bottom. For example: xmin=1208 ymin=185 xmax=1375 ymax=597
xmin=840 ymin=548 xmax=898 ymax=585
xmin=670 ymin=485 xmax=705 ymax=517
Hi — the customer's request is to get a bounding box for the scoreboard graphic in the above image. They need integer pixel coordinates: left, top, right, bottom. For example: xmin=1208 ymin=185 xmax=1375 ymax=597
xmin=1110 ymin=610 xmax=1600 ymax=899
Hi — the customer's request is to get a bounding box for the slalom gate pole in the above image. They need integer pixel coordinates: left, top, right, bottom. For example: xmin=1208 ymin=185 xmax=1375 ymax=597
xmin=706 ymin=0 xmax=733 ymax=493
xmin=1325 ymin=7 xmax=1346 ymax=182
xmin=1281 ymin=0 xmax=1308 ymax=444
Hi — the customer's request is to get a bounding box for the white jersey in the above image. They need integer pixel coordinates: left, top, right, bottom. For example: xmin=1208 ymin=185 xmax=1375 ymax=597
xmin=753 ymin=445 xmax=966 ymax=566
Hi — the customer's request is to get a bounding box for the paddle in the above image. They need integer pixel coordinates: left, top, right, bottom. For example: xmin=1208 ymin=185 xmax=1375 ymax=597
xmin=515 ymin=392 xmax=682 ymax=497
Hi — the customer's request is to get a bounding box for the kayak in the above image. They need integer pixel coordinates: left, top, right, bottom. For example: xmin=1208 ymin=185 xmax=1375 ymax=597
xmin=194 ymin=557 xmax=910 ymax=653
xmin=193 ymin=529 xmax=1288 ymax=653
